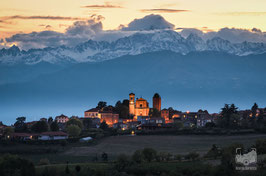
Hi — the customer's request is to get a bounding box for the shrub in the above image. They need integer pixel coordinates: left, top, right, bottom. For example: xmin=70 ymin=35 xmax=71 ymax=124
xmin=132 ymin=150 xmax=143 ymax=164
xmin=38 ymin=158 xmax=50 ymax=165
xmin=255 ymin=139 xmax=266 ymax=154
xmin=75 ymin=165 xmax=81 ymax=173
xmin=142 ymin=148 xmax=157 ymax=162
xmin=174 ymin=154 xmax=182 ymax=161
xmin=66 ymin=118 xmax=83 ymax=129
xmin=0 ymin=154 xmax=35 ymax=176
xmin=185 ymin=152 xmax=200 ymax=161
xmin=115 ymin=154 xmax=131 ymax=171
xmin=66 ymin=125 xmax=81 ymax=138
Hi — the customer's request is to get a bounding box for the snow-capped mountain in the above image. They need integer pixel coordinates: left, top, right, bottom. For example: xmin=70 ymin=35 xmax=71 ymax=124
xmin=1 ymin=30 xmax=266 ymax=65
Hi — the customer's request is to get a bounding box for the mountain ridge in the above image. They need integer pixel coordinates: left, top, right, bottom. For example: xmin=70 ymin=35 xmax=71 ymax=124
xmin=1 ymin=30 xmax=266 ymax=65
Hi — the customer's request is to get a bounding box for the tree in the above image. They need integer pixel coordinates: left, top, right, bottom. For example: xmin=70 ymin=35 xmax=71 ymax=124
xmin=48 ymin=117 xmax=53 ymax=124
xmin=66 ymin=125 xmax=81 ymax=137
xmin=251 ymin=103 xmax=258 ymax=118
xmin=132 ymin=150 xmax=143 ymax=163
xmin=31 ymin=121 xmax=48 ymax=133
xmin=50 ymin=121 xmax=59 ymax=131
xmin=100 ymin=121 xmax=109 ymax=130
xmin=66 ymin=118 xmax=83 ymax=129
xmin=83 ymin=118 xmax=92 ymax=130
xmin=115 ymin=100 xmax=130 ymax=119
xmin=96 ymin=101 xmax=107 ymax=109
xmin=149 ymin=108 xmax=161 ymax=118
xmin=251 ymin=103 xmax=259 ymax=127
xmin=185 ymin=152 xmax=200 ymax=161
xmin=14 ymin=117 xmax=27 ymax=132
xmin=142 ymin=148 xmax=157 ymax=162
xmin=122 ymin=99 xmax=129 ymax=107
xmin=220 ymin=104 xmax=238 ymax=128
xmin=115 ymin=154 xmax=131 ymax=171
xmin=75 ymin=165 xmax=81 ymax=173
xmin=101 ymin=152 xmax=108 ymax=162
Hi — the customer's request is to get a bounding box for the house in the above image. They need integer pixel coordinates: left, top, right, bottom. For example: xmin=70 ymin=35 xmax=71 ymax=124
xmin=39 ymin=131 xmax=68 ymax=140
xmin=84 ymin=108 xmax=100 ymax=118
xmin=11 ymin=133 xmax=38 ymax=140
xmin=55 ymin=114 xmax=69 ymax=123
xmin=84 ymin=108 xmax=119 ymax=126
xmin=161 ymin=109 xmax=169 ymax=121
xmin=196 ymin=110 xmax=212 ymax=127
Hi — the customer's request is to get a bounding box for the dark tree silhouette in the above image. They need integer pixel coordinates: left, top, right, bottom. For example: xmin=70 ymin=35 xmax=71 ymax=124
xmin=220 ymin=104 xmax=238 ymax=128
xmin=31 ymin=121 xmax=48 ymax=133
xmin=14 ymin=117 xmax=27 ymax=132
xmin=50 ymin=121 xmax=59 ymax=131
xmin=100 ymin=121 xmax=109 ymax=130
xmin=97 ymin=101 xmax=107 ymax=109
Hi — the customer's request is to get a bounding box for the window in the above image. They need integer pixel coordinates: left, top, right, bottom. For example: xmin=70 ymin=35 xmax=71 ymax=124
xmin=140 ymin=104 xmax=143 ymax=108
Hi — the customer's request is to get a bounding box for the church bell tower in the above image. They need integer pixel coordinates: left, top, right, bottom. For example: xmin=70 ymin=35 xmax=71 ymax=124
xmin=129 ymin=93 xmax=135 ymax=116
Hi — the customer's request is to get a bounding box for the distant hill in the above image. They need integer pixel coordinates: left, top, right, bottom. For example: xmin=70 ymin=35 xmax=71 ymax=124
xmin=1 ymin=50 xmax=266 ymax=124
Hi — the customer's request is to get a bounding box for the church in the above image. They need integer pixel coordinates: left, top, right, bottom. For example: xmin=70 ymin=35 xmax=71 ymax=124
xmin=129 ymin=93 xmax=161 ymax=121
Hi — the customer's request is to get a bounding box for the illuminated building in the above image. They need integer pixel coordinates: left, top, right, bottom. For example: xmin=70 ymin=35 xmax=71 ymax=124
xmin=84 ymin=108 xmax=119 ymax=126
xmin=129 ymin=93 xmax=150 ymax=121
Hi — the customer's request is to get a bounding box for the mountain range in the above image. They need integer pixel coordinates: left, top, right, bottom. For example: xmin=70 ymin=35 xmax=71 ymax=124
xmin=1 ymin=30 xmax=266 ymax=65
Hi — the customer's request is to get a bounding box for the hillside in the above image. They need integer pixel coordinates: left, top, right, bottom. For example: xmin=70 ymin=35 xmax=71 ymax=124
xmin=1 ymin=51 xmax=266 ymax=123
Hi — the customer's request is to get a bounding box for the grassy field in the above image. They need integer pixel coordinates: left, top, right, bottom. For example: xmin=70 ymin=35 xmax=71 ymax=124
xmin=10 ymin=134 xmax=266 ymax=164
xmin=65 ymin=134 xmax=266 ymax=157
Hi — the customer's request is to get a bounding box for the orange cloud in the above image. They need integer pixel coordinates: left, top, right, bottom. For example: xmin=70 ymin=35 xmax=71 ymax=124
xmin=82 ymin=2 xmax=122 ymax=9
xmin=140 ymin=9 xmax=189 ymax=13
xmin=0 ymin=15 xmax=89 ymax=21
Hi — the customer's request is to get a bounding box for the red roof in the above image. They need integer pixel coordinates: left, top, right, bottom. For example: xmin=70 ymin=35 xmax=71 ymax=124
xmin=40 ymin=131 xmax=68 ymax=136
xmin=85 ymin=108 xmax=100 ymax=112
xmin=55 ymin=114 xmax=69 ymax=119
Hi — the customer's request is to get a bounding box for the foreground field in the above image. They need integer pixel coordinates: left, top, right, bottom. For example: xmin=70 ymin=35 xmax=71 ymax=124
xmin=10 ymin=134 xmax=266 ymax=163
xmin=65 ymin=134 xmax=266 ymax=157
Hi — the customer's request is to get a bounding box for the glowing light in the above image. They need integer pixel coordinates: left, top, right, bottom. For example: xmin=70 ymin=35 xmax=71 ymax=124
xmin=186 ymin=111 xmax=190 ymax=114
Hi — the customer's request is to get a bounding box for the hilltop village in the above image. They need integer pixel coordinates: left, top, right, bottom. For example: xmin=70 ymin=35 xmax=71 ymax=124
xmin=1 ymin=93 xmax=266 ymax=141
xmin=84 ymin=93 xmax=215 ymax=129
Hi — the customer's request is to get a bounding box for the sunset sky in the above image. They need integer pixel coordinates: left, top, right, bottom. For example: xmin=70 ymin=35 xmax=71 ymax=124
xmin=1 ymin=0 xmax=266 ymax=48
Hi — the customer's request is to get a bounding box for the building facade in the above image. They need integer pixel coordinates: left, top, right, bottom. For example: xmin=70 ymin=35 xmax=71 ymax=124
xmin=55 ymin=114 xmax=69 ymax=123
xmin=129 ymin=93 xmax=150 ymax=121
xmin=84 ymin=108 xmax=119 ymax=126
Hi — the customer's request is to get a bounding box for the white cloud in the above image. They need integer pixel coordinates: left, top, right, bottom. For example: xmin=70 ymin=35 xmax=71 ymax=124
xmin=1 ymin=14 xmax=266 ymax=50
xmin=180 ymin=27 xmax=266 ymax=43
xmin=120 ymin=14 xmax=175 ymax=31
